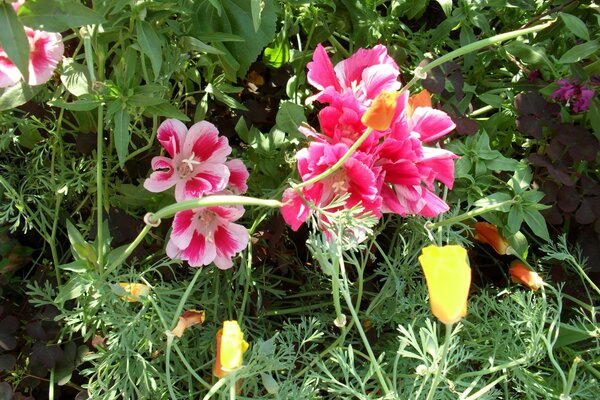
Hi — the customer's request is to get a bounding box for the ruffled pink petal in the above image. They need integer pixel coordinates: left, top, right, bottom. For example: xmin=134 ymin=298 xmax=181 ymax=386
xmin=0 ymin=54 xmax=21 ymax=88
xmin=225 ymin=159 xmax=249 ymax=195
xmin=334 ymin=44 xmax=398 ymax=90
xmin=186 ymin=121 xmax=231 ymax=163
xmin=361 ymin=64 xmax=401 ymax=100
xmin=157 ymin=119 xmax=188 ymax=158
xmin=417 ymin=189 xmax=450 ymax=217
xmin=380 ymin=184 xmax=407 ymax=215
xmin=410 ymin=107 xmax=456 ymax=142
xmin=345 ymin=157 xmax=378 ymax=201
xmin=143 ymin=156 xmax=177 ymax=193
xmin=181 ymin=231 xmax=217 ymax=267
xmin=418 ymin=147 xmax=459 ymax=189
xmin=27 ymin=29 xmax=63 ymax=86
xmin=381 ymin=159 xmax=421 ymax=186
xmin=281 ymin=188 xmax=310 ymax=231
xmin=306 ymin=44 xmax=341 ymax=97
xmin=170 ymin=210 xmax=197 ymax=249
xmin=213 ymin=222 xmax=249 ymax=270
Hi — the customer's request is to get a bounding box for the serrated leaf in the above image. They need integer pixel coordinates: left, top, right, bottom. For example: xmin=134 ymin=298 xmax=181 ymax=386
xmin=558 ymin=40 xmax=600 ymax=64
xmin=136 ymin=20 xmax=162 ymax=80
xmin=559 ymin=12 xmax=589 ymax=41
xmin=18 ymin=0 xmax=105 ymax=32
xmin=0 ymin=3 xmax=29 ymax=82
xmin=114 ymin=107 xmax=130 ymax=167
xmin=264 ymin=34 xmax=290 ymax=68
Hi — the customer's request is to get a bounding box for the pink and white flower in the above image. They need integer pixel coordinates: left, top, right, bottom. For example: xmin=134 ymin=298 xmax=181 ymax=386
xmin=0 ymin=27 xmax=64 ymax=88
xmin=306 ymin=43 xmax=401 ymax=108
xmin=144 ymin=119 xmax=232 ymax=201
xmin=167 ymin=205 xmax=249 ymax=269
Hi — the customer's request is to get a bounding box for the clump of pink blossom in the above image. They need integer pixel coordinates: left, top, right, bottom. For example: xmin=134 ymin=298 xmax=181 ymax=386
xmin=144 ymin=119 xmax=250 ymax=269
xmin=281 ymin=44 xmax=458 ymax=238
xmin=551 ymin=78 xmax=595 ymax=113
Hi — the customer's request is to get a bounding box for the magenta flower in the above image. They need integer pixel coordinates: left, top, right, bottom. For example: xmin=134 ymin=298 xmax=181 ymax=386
xmin=281 ymin=142 xmax=382 ymax=231
xmin=144 ymin=119 xmax=232 ymax=201
xmin=0 ymin=27 xmax=64 ymax=88
xmin=551 ymin=78 xmax=595 ymax=113
xmin=166 ymin=205 xmax=249 ymax=269
xmin=225 ymin=159 xmax=249 ymax=195
xmin=306 ymin=44 xmax=400 ymax=107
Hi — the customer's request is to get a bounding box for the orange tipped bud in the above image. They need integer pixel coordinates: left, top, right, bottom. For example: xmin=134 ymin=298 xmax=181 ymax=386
xmin=418 ymin=245 xmax=471 ymax=325
xmin=473 ymin=222 xmax=510 ymax=255
xmin=509 ymin=261 xmax=544 ymax=291
xmin=361 ymin=91 xmax=400 ymax=131
xmin=407 ymin=89 xmax=432 ymax=118
xmin=171 ymin=309 xmax=206 ymax=337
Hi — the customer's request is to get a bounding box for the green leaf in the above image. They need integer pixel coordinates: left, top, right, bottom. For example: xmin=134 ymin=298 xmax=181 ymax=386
xmin=250 ymin=0 xmax=262 ymax=32
xmin=0 ymin=82 xmax=41 ymax=111
xmin=48 ymin=98 xmax=101 ymax=111
xmin=559 ymin=12 xmax=589 ymax=41
xmin=56 ymin=277 xmax=90 ymax=303
xmin=0 ymin=3 xmax=29 ymax=82
xmin=58 ymin=260 xmax=88 ymax=273
xmin=435 ymin=0 xmax=452 ymax=17
xmin=18 ymin=0 xmax=105 ymax=32
xmin=144 ymin=103 xmax=191 ymax=121
xmin=205 ymin=83 xmax=248 ymax=110
xmin=264 ymin=33 xmax=290 ymax=68
xmin=522 ymin=208 xmax=550 ymax=242
xmin=275 ymin=101 xmax=305 ymax=137
xmin=60 ymin=58 xmax=90 ymax=97
xmin=136 ymin=20 xmax=162 ymax=80
xmin=506 ymin=231 xmax=528 ymax=259
xmin=473 ymin=192 xmax=513 ymax=211
xmin=180 ymin=36 xmax=226 ymax=55
xmin=114 ymin=107 xmax=131 ymax=168
xmin=504 ymin=42 xmax=555 ymax=74
xmin=190 ymin=0 xmax=277 ymax=79
xmin=507 ymin=206 xmax=524 ymax=234
xmin=558 ymin=40 xmax=600 ymax=64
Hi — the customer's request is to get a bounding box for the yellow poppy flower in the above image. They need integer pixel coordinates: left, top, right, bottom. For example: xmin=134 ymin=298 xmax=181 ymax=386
xmin=213 ymin=320 xmax=249 ymax=378
xmin=418 ymin=245 xmax=471 ymax=325
xmin=117 ymin=283 xmax=150 ymax=302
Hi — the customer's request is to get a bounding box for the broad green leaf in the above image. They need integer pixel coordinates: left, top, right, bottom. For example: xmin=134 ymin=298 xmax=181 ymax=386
xmin=435 ymin=0 xmax=452 ymax=17
xmin=250 ymin=0 xmax=262 ymax=32
xmin=48 ymin=98 xmax=101 ymax=111
xmin=504 ymin=42 xmax=555 ymax=74
xmin=264 ymin=34 xmax=290 ymax=68
xmin=136 ymin=20 xmax=162 ymax=80
xmin=192 ymin=32 xmax=244 ymax=42
xmin=191 ymin=0 xmax=277 ymax=79
xmin=56 ymin=277 xmax=90 ymax=303
xmin=0 ymin=82 xmax=41 ymax=111
xmin=114 ymin=107 xmax=131 ymax=167
xmin=0 ymin=3 xmax=29 ymax=82
xmin=558 ymin=40 xmax=600 ymax=64
xmin=58 ymin=260 xmax=88 ymax=273
xmin=522 ymin=208 xmax=550 ymax=242
xmin=60 ymin=58 xmax=90 ymax=96
xmin=18 ymin=0 xmax=105 ymax=32
xmin=205 ymin=83 xmax=247 ymax=110
xmin=275 ymin=101 xmax=305 ymax=137
xmin=559 ymin=12 xmax=589 ymax=41
xmin=555 ymin=322 xmax=600 ymax=348
xmin=506 ymin=231 xmax=528 ymax=259
xmin=507 ymin=206 xmax=524 ymax=234
xmin=181 ymin=36 xmax=225 ymax=55
xmin=473 ymin=192 xmax=513 ymax=211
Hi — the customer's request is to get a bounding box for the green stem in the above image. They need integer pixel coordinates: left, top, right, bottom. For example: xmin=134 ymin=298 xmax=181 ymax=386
xmin=293 ymin=128 xmax=373 ymax=190
xmin=165 ymin=332 xmax=179 ymax=400
xmin=170 ymin=267 xmax=203 ymax=329
xmin=152 ymin=196 xmax=282 ymax=221
xmin=561 ymin=357 xmax=581 ymax=399
xmin=334 ymin=246 xmax=392 ymax=396
xmin=50 ymin=193 xmax=63 ymax=285
xmin=95 ymin=49 xmax=105 ymax=272
xmin=426 ymin=199 xmax=514 ymax=230
xmin=104 ymin=225 xmax=151 ymax=276
xmin=402 ymin=20 xmax=555 ymax=94
xmin=425 ymin=323 xmax=453 ymax=400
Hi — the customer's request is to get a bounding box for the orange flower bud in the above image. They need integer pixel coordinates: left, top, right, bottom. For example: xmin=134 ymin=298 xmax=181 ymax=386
xmin=407 ymin=89 xmax=432 ymax=118
xmin=213 ymin=321 xmax=249 ymax=378
xmin=418 ymin=245 xmax=471 ymax=325
xmin=473 ymin=222 xmax=510 ymax=255
xmin=171 ymin=310 xmax=206 ymax=337
xmin=361 ymin=91 xmax=400 ymax=131
xmin=509 ymin=260 xmax=544 ymax=291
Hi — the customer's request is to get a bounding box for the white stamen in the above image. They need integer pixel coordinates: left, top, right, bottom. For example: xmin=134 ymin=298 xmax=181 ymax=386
xmin=181 ymin=152 xmax=202 ymax=172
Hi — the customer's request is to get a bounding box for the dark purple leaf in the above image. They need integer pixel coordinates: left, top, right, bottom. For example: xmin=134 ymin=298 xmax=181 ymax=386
xmin=540 ymin=180 xmax=559 ymax=203
xmin=542 ymin=205 xmax=563 ymax=225
xmin=444 ymin=62 xmax=464 ymax=100
xmin=0 ymin=354 xmax=15 ymax=371
xmin=30 ymin=342 xmax=63 ymax=369
xmin=422 ymin=65 xmax=445 ymax=94
xmin=0 ymin=382 xmax=13 ymax=400
xmin=557 ymin=186 xmax=580 ymax=213
xmin=515 ymin=91 xmax=547 ymax=116
xmin=575 ymin=199 xmax=596 ymax=225
xmin=0 ymin=317 xmax=18 ymax=335
xmin=516 ymin=115 xmax=543 ymax=138
xmin=546 ymin=138 xmax=565 ymax=161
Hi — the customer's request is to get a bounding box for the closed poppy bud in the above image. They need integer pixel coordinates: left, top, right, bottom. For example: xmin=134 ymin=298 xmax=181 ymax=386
xmin=509 ymin=260 xmax=544 ymax=291
xmin=407 ymin=89 xmax=432 ymax=118
xmin=473 ymin=222 xmax=510 ymax=255
xmin=418 ymin=245 xmax=471 ymax=325
xmin=117 ymin=283 xmax=150 ymax=302
xmin=361 ymin=91 xmax=400 ymax=131
xmin=213 ymin=320 xmax=249 ymax=378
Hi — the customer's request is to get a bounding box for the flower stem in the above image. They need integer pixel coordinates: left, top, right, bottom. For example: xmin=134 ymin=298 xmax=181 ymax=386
xmin=152 ymin=196 xmax=282 ymax=221
xmin=293 ymin=128 xmax=373 ymax=190
xmin=425 ymin=323 xmax=453 ymax=400
xmin=425 ymin=199 xmax=514 ymax=230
